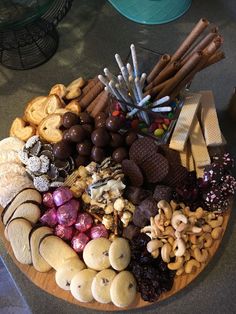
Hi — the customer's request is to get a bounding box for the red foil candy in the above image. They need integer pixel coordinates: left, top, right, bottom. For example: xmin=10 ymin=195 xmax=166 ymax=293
xmin=54 ymin=224 xmax=74 ymax=241
xmin=57 ymin=199 xmax=80 ymax=227
xmin=89 ymin=224 xmax=109 ymax=239
xmin=75 ymin=212 xmax=93 ymax=232
xmin=53 ymin=187 xmax=73 ymax=207
xmin=71 ymin=232 xmax=90 ymax=253
xmin=42 ymin=192 xmax=55 ymax=208
xmin=40 ymin=207 xmax=58 ymax=227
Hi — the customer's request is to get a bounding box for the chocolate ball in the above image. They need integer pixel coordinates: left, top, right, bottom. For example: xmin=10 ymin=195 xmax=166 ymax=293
xmin=79 ymin=112 xmax=93 ymax=125
xmin=96 ymin=112 xmax=108 ymax=121
xmin=53 ymin=140 xmax=72 ymax=160
xmin=82 ymin=124 xmax=94 ymax=136
xmin=125 ymin=131 xmax=138 ymax=146
xmin=105 ymin=116 xmax=122 ymax=132
xmin=91 ymin=128 xmax=110 ymax=147
xmin=91 ymin=146 xmax=105 ymax=163
xmin=112 ymin=147 xmax=128 ymax=163
xmin=68 ymin=125 xmax=86 ymax=143
xmin=74 ymin=155 xmax=88 ymax=167
xmin=62 ymin=112 xmax=79 ymax=129
xmin=76 ymin=140 xmax=92 ymax=156
xmin=63 ymin=130 xmax=72 ymax=142
xmin=110 ymin=132 xmax=124 ymax=148
xmin=95 ymin=112 xmax=107 ymax=128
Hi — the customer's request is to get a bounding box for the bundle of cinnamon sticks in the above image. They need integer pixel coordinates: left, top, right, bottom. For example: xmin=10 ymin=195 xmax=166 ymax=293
xmin=144 ymin=18 xmax=225 ymax=101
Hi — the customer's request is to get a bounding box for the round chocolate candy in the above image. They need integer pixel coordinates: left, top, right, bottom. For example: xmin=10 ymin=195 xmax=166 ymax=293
xmin=91 ymin=146 xmax=105 ymax=163
xmin=112 ymin=147 xmax=128 ymax=163
xmin=79 ymin=112 xmax=93 ymax=125
xmin=62 ymin=112 xmax=79 ymax=129
xmin=76 ymin=140 xmax=92 ymax=156
xmin=125 ymin=131 xmax=138 ymax=146
xmin=74 ymin=155 xmax=88 ymax=167
xmin=91 ymin=128 xmax=110 ymax=147
xmin=63 ymin=130 xmax=72 ymax=142
xmin=95 ymin=118 xmax=106 ymax=128
xmin=110 ymin=132 xmax=124 ymax=148
xmin=82 ymin=124 xmax=94 ymax=136
xmin=105 ymin=116 xmax=122 ymax=132
xmin=53 ymin=140 xmax=72 ymax=160
xmin=96 ymin=112 xmax=108 ymax=121
xmin=68 ymin=125 xmax=86 ymax=143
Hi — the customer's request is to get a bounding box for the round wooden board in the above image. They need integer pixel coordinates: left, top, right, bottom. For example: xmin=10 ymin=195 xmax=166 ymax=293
xmin=0 ymin=208 xmax=230 ymax=311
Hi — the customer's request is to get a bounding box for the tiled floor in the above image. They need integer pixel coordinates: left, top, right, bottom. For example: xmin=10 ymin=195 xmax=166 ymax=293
xmin=0 ymin=258 xmax=31 ymax=314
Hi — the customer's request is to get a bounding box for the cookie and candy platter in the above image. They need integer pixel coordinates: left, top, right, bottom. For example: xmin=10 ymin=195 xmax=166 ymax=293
xmin=0 ymin=18 xmax=235 ymax=310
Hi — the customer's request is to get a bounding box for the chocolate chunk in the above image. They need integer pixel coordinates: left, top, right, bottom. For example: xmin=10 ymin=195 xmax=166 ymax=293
xmin=74 ymin=155 xmax=88 ymax=167
xmin=82 ymin=124 xmax=94 ymax=136
xmin=153 ymin=185 xmax=173 ymax=202
xmin=91 ymin=128 xmax=110 ymax=147
xmin=138 ymin=197 xmax=158 ymax=219
xmin=122 ymin=224 xmax=140 ymax=240
xmin=122 ymin=159 xmax=143 ymax=187
xmin=132 ymin=208 xmax=149 ymax=228
xmin=124 ymin=186 xmax=152 ymax=205
xmin=112 ymin=147 xmax=128 ymax=163
xmin=63 ymin=130 xmax=72 ymax=142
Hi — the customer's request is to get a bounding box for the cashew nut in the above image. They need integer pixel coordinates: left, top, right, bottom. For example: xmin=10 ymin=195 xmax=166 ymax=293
xmin=170 ymin=200 xmax=178 ymax=210
xmin=171 ymin=213 xmax=188 ymax=230
xmin=161 ymin=243 xmax=172 ymax=263
xmin=189 ymin=234 xmax=198 ymax=244
xmin=147 ymin=239 xmax=163 ymax=253
xmin=168 ymin=236 xmax=175 ymax=246
xmin=150 ymin=217 xmax=161 ymax=238
xmin=185 ymin=207 xmax=204 ymax=219
xmin=208 ymin=216 xmax=223 ymax=228
xmin=173 ymin=238 xmax=186 ymax=257
xmin=185 ymin=259 xmax=201 ymax=273
xmin=187 ymin=226 xmax=202 ymax=234
xmin=202 ymin=224 xmax=212 ymax=233
xmin=151 ymin=249 xmax=159 ymax=258
xmin=163 ymin=226 xmax=175 ymax=237
xmin=184 ymin=250 xmax=191 ymax=261
xmin=154 ymin=214 xmax=165 ymax=232
xmin=157 ymin=200 xmax=172 ymax=220
xmin=172 ymin=210 xmax=183 ymax=216
xmin=176 ymin=267 xmax=185 ymax=276
xmin=199 ymin=233 xmax=213 ymax=248
xmin=193 ymin=248 xmax=208 ymax=262
xmin=164 ymin=219 xmax=171 ymax=227
xmin=211 ymin=227 xmax=223 ymax=240
xmin=168 ymin=256 xmax=184 ymax=270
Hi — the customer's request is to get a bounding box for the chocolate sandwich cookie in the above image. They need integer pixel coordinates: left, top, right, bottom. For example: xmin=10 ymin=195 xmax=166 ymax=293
xmin=129 ymin=137 xmax=157 ymax=165
xmin=122 ymin=159 xmax=144 ymax=187
xmin=141 ymin=152 xmax=169 ymax=183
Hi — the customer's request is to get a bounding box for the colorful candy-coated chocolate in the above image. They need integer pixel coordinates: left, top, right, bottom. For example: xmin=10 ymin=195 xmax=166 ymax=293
xmin=54 ymin=224 xmax=74 ymax=241
xmin=131 ymin=119 xmax=139 ymax=129
xmin=53 ymin=187 xmax=73 ymax=207
xmin=57 ymin=199 xmax=80 ymax=227
xmin=112 ymin=110 xmax=120 ymax=117
xmin=42 ymin=192 xmax=55 ymax=208
xmin=40 ymin=207 xmax=58 ymax=227
xmin=88 ymin=224 xmax=108 ymax=239
xmin=148 ymin=123 xmax=157 ymax=133
xmin=154 ymin=128 xmax=165 ymax=137
xmin=71 ymin=232 xmax=90 ymax=253
xmin=75 ymin=212 xmax=93 ymax=232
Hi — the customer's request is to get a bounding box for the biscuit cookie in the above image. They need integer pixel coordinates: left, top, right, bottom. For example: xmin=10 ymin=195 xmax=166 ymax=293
xmin=83 ymin=238 xmax=111 ymax=271
xmin=70 ymin=269 xmax=97 ymax=302
xmin=55 ymin=257 xmax=85 ymax=290
xmin=109 ymin=238 xmax=131 ymax=271
xmin=110 ymin=271 xmax=137 ymax=307
xmin=91 ymin=269 xmax=116 ymax=304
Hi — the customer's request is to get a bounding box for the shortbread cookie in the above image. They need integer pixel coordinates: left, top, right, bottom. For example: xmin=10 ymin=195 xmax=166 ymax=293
xmin=110 ymin=271 xmax=137 ymax=307
xmin=83 ymin=238 xmax=111 ymax=271
xmin=91 ymin=269 xmax=116 ymax=304
xmin=70 ymin=269 xmax=97 ymax=302
xmin=10 ymin=117 xmax=36 ymax=142
xmin=55 ymin=257 xmax=85 ymax=290
xmin=7 ymin=218 xmax=32 ymax=264
xmin=109 ymin=238 xmax=131 ymax=271
xmin=29 ymin=226 xmax=53 ymax=272
xmin=0 ymin=137 xmax=24 ymax=152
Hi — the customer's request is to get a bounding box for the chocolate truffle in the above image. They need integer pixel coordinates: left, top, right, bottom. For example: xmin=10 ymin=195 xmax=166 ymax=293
xmin=68 ymin=125 xmax=86 ymax=143
xmin=79 ymin=112 xmax=93 ymax=125
xmin=112 ymin=147 xmax=128 ymax=163
xmin=125 ymin=131 xmax=138 ymax=146
xmin=105 ymin=116 xmax=122 ymax=132
xmin=91 ymin=128 xmax=110 ymax=147
xmin=82 ymin=124 xmax=94 ymax=135
xmin=62 ymin=112 xmax=79 ymax=129
xmin=63 ymin=130 xmax=72 ymax=142
xmin=95 ymin=112 xmax=107 ymax=128
xmin=76 ymin=140 xmax=92 ymax=156
xmin=53 ymin=140 xmax=72 ymax=160
xmin=91 ymin=146 xmax=105 ymax=163
xmin=110 ymin=132 xmax=124 ymax=148
xmin=74 ymin=155 xmax=88 ymax=167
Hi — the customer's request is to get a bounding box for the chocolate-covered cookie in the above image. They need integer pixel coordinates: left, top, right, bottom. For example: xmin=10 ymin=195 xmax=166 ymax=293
xmin=125 ymin=131 xmax=138 ymax=147
xmin=141 ymin=152 xmax=169 ymax=183
xmin=129 ymin=137 xmax=157 ymax=165
xmin=122 ymin=159 xmax=143 ymax=187
xmin=153 ymin=185 xmax=173 ymax=202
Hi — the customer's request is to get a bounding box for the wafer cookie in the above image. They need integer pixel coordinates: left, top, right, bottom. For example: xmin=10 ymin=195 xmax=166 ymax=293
xmin=189 ymin=116 xmax=211 ymax=168
xmin=169 ymin=93 xmax=202 ymax=151
xmin=200 ymin=90 xmax=223 ymax=146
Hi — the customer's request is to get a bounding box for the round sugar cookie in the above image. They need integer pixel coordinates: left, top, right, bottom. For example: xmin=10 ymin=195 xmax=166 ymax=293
xmin=70 ymin=269 xmax=97 ymax=302
xmin=55 ymin=257 xmax=86 ymax=290
xmin=91 ymin=269 xmax=116 ymax=304
xmin=110 ymin=271 xmax=137 ymax=308
xmin=109 ymin=238 xmax=131 ymax=271
xmin=83 ymin=238 xmax=111 ymax=271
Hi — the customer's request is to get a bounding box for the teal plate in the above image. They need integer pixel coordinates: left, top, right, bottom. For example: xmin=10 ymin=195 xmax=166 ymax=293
xmin=108 ymin=0 xmax=192 ymax=25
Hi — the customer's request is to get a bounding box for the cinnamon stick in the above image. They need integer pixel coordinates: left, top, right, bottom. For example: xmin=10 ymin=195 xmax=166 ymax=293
xmin=171 ymin=18 xmax=209 ymax=62
xmin=90 ymin=91 xmax=109 ymax=118
xmin=86 ymin=91 xmax=103 ymax=113
xmin=144 ymin=78 xmax=171 ymax=98
xmin=147 ymin=54 xmax=171 ymax=83
xmin=200 ymin=50 xmax=225 ymax=70
xmin=79 ymin=81 xmax=104 ymax=108
xmin=82 ymin=77 xmax=99 ymax=94
xmin=157 ymin=51 xmax=203 ymax=99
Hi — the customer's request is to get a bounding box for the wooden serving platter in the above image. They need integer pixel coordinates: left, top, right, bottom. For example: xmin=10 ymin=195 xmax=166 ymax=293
xmin=0 ymin=209 xmax=230 ymax=311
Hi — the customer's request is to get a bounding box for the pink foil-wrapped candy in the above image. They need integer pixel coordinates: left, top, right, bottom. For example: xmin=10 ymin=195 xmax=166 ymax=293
xmin=40 ymin=207 xmax=58 ymax=227
xmin=89 ymin=224 xmax=109 ymax=239
xmin=42 ymin=192 xmax=55 ymax=208
xmin=57 ymin=199 xmax=79 ymax=227
xmin=75 ymin=212 xmax=93 ymax=232
xmin=53 ymin=187 xmax=73 ymax=207
xmin=71 ymin=232 xmax=90 ymax=253
xmin=54 ymin=224 xmax=75 ymax=241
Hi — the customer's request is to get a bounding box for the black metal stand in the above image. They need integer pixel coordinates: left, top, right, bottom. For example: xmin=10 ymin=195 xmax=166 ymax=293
xmin=0 ymin=0 xmax=73 ymax=70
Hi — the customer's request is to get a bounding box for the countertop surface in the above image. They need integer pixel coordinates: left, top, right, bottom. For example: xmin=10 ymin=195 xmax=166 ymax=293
xmin=0 ymin=0 xmax=236 ymax=313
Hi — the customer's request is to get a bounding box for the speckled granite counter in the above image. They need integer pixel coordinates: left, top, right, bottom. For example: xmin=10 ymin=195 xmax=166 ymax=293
xmin=0 ymin=1 xmax=236 ymax=313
